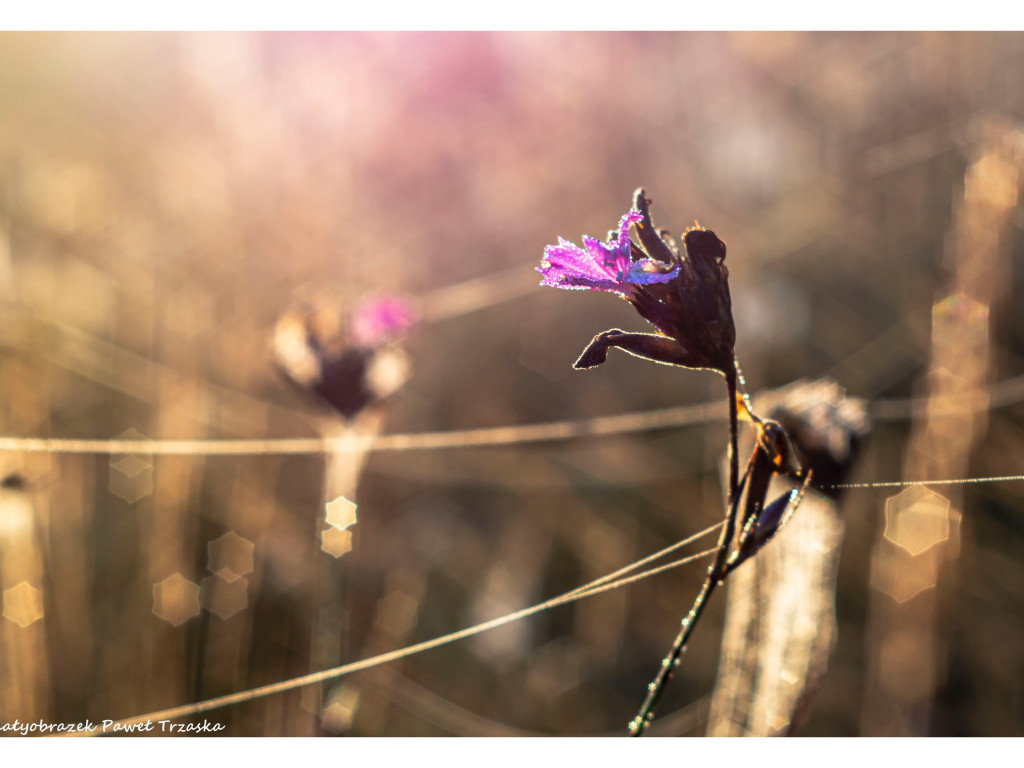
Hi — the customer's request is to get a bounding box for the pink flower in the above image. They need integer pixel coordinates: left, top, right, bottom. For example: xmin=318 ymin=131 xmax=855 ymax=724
xmin=349 ymin=295 xmax=416 ymax=348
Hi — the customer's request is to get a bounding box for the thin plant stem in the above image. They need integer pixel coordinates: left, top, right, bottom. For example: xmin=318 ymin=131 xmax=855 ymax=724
xmin=629 ymin=362 xmax=742 ymax=736
xmin=726 ymin=363 xmax=740 ymax=520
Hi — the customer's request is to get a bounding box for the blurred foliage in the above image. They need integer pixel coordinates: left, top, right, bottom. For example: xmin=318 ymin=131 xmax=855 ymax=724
xmin=1 ymin=31 xmax=1024 ymax=736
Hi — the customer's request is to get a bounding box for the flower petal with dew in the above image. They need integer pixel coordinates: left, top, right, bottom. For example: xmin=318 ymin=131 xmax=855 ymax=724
xmin=538 ymin=210 xmax=679 ymax=296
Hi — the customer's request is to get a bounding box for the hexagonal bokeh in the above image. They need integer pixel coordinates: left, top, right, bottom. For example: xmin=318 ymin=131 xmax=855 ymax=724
xmin=2 ymin=581 xmax=44 ymax=627
xmin=320 ymin=684 xmax=361 ymax=734
xmin=207 ymin=531 xmax=255 ymax=582
xmin=152 ymin=573 xmax=201 ymax=627
xmin=110 ymin=456 xmax=153 ymax=503
xmin=321 ymin=527 xmax=353 ymax=558
xmin=325 ymin=495 xmax=358 ymax=530
xmin=111 ymin=453 xmax=149 ymax=478
xmin=202 ymin=574 xmax=248 ymax=619
xmin=109 ymin=429 xmax=154 ymax=504
xmin=870 ymin=546 xmax=941 ymax=603
xmin=884 ymin=484 xmax=953 ymax=557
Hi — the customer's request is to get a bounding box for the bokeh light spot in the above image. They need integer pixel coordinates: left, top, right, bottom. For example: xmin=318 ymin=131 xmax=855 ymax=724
xmin=110 ymin=454 xmax=149 ymax=478
xmin=321 ymin=527 xmax=353 ymax=558
xmin=109 ymin=468 xmax=153 ymax=503
xmin=325 ymin=495 xmax=358 ymax=530
xmin=109 ymin=429 xmax=153 ymax=504
xmin=884 ymin=485 xmax=952 ymax=557
xmin=2 ymin=581 xmax=44 ymax=627
xmin=320 ymin=684 xmax=361 ymax=734
xmin=152 ymin=573 xmax=201 ymax=627
xmin=870 ymin=546 xmax=941 ymax=603
xmin=207 ymin=530 xmax=255 ymax=582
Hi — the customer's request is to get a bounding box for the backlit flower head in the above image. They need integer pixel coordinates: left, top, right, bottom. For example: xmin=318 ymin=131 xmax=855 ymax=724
xmin=538 ymin=210 xmax=680 ymax=296
xmin=273 ymin=293 xmax=414 ymax=421
xmin=540 ymin=189 xmax=736 ymax=376
xmin=349 ymin=295 xmax=417 ymax=348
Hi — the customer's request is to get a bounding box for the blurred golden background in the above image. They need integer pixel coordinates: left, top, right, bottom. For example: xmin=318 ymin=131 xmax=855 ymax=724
xmin=1 ymin=31 xmax=1023 ymax=736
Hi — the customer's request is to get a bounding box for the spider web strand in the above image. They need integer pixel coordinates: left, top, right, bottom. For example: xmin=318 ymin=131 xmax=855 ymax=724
xmin=80 ymin=542 xmax=720 ymax=735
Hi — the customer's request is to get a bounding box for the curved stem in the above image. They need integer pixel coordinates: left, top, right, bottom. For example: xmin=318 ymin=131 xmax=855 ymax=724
xmin=629 ymin=362 xmax=742 ymax=736
xmin=725 ymin=362 xmax=740 ymax=515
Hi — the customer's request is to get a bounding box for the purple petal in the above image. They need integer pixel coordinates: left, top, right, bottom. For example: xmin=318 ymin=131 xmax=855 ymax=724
xmin=538 ymin=208 xmax=673 ymax=296
xmin=616 ymin=210 xmax=643 ymax=249
xmin=625 ymin=260 xmax=681 ymax=285
xmin=604 ymin=210 xmax=644 ymax=275
xmin=350 ymin=295 xmax=416 ymax=347
xmin=582 ymin=236 xmax=622 ymax=273
xmin=541 ymin=240 xmax=614 ymax=283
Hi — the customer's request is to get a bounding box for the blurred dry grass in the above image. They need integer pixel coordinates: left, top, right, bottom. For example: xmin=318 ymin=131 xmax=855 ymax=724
xmin=1 ymin=31 xmax=1024 ymax=736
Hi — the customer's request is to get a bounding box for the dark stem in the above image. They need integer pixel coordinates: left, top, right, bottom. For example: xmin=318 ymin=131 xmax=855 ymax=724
xmin=725 ymin=362 xmax=740 ymax=516
xmin=628 ymin=362 xmax=742 ymax=736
